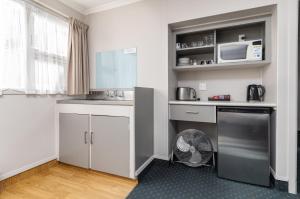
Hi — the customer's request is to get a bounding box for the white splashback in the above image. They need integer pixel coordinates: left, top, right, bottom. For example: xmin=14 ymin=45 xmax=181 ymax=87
xmin=177 ymin=68 xmax=262 ymax=102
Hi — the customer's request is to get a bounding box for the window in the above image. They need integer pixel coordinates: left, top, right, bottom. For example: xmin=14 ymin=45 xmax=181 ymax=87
xmin=0 ymin=0 xmax=69 ymax=94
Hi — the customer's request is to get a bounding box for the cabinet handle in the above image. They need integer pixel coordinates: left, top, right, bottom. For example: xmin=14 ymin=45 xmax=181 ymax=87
xmin=186 ymin=111 xmax=199 ymax=114
xmin=91 ymin=132 xmax=94 ymax=144
xmin=84 ymin=131 xmax=88 ymax=144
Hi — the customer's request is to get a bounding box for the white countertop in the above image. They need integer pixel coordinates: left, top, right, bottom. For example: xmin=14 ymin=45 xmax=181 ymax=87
xmin=57 ymin=99 xmax=134 ymax=106
xmin=169 ymin=100 xmax=277 ymax=108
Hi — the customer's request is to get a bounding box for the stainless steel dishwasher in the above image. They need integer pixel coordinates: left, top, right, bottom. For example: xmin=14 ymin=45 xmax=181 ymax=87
xmin=217 ymin=107 xmax=271 ymax=186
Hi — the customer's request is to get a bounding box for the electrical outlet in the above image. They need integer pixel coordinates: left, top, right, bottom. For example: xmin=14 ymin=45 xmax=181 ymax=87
xmin=199 ymin=82 xmax=207 ymax=91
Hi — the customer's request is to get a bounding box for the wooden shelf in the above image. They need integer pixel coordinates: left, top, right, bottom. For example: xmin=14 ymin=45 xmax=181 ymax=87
xmin=173 ymin=60 xmax=270 ymax=72
xmin=176 ymin=45 xmax=214 ymax=56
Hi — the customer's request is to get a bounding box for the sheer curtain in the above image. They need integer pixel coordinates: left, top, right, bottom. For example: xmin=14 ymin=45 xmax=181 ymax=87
xmin=0 ymin=0 xmax=27 ymax=94
xmin=27 ymin=4 xmax=68 ymax=94
xmin=0 ymin=0 xmax=68 ymax=94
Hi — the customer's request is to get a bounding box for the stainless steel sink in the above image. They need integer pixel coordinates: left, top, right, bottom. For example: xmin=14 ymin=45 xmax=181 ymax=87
xmin=82 ymin=98 xmax=131 ymax=101
xmin=58 ymin=90 xmax=134 ymax=105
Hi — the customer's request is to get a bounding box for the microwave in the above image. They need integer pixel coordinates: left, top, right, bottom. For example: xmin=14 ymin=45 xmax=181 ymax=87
xmin=217 ymin=40 xmax=263 ymax=63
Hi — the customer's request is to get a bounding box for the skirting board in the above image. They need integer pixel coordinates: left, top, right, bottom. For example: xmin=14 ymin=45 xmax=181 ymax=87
xmin=270 ymin=167 xmax=289 ymax=193
xmin=0 ymin=156 xmax=57 ymax=181
xmin=270 ymin=167 xmax=289 ymax=182
xmin=135 ymin=156 xmax=154 ymax=177
xmin=153 ymin=154 xmax=171 ymax=161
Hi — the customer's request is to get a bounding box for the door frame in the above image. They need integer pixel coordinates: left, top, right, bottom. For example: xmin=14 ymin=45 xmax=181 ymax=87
xmin=287 ymin=0 xmax=299 ymax=194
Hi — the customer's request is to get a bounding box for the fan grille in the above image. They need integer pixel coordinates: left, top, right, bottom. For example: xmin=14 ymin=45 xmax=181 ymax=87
xmin=173 ymin=129 xmax=213 ymax=167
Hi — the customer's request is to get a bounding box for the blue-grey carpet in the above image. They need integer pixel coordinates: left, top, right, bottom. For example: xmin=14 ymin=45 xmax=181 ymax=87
xmin=127 ymin=160 xmax=299 ymax=199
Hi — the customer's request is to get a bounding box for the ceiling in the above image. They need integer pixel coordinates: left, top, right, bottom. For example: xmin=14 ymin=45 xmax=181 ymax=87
xmin=58 ymin=0 xmax=144 ymax=15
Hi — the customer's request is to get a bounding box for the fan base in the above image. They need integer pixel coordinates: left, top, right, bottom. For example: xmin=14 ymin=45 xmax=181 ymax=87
xmin=170 ymin=151 xmax=216 ymax=168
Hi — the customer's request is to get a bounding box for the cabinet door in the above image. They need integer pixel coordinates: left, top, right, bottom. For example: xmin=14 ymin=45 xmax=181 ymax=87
xmin=59 ymin=113 xmax=89 ymax=168
xmin=91 ymin=115 xmax=130 ymax=177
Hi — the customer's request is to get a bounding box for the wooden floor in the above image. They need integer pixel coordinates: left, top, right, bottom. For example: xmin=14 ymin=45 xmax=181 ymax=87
xmin=0 ymin=163 xmax=137 ymax=199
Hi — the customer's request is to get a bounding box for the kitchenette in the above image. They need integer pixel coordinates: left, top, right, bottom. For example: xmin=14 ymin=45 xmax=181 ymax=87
xmin=51 ymin=4 xmax=279 ymax=190
xmin=2 ymin=0 xmax=299 ymax=198
xmin=55 ymin=3 xmax=278 ymax=191
xmin=168 ymin=6 xmax=277 ymax=187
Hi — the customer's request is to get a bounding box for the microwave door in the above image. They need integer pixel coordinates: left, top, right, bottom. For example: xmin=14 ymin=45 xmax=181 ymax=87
xmin=220 ymin=44 xmax=248 ymax=62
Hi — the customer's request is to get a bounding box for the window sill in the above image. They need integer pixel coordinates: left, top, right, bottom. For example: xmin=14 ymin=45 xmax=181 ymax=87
xmin=0 ymin=90 xmax=67 ymax=96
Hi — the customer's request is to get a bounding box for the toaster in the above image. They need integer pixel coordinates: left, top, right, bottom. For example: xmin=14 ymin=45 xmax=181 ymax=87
xmin=176 ymin=87 xmax=197 ymax=101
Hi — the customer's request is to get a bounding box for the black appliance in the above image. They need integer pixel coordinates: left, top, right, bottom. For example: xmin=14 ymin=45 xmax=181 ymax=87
xmin=247 ymin=84 xmax=265 ymax=101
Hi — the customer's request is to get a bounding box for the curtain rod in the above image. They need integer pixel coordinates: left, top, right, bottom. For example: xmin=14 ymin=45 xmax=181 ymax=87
xmin=23 ymin=0 xmax=70 ymax=21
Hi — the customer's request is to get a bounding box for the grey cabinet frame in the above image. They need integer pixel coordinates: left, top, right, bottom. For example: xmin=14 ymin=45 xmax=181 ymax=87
xmin=171 ymin=15 xmax=272 ymax=71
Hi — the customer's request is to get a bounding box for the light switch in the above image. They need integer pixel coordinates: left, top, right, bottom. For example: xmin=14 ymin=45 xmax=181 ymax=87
xmin=199 ymin=82 xmax=207 ymax=91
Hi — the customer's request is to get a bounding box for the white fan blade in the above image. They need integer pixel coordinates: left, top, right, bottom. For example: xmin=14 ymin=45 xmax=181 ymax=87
xmin=176 ymin=136 xmax=190 ymax=152
xmin=189 ymin=150 xmax=202 ymax=164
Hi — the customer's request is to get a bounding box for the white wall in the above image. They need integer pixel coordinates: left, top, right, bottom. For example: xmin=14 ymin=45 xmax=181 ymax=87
xmin=285 ymin=0 xmax=298 ymax=193
xmin=0 ymin=96 xmax=57 ymax=179
xmin=177 ymin=68 xmax=263 ymax=102
xmin=85 ymin=0 xmax=169 ymax=159
xmin=166 ymin=0 xmax=275 ymax=24
xmin=85 ymin=0 xmax=296 ymax=188
xmin=0 ymin=0 xmax=83 ymax=180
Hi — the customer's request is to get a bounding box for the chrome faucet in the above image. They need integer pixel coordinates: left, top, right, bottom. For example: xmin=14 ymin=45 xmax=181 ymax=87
xmin=117 ymin=90 xmax=124 ymax=97
xmin=104 ymin=90 xmax=125 ymax=100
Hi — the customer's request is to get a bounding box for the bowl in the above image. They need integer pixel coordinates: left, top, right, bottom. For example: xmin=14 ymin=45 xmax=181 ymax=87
xmin=178 ymin=57 xmax=190 ymax=64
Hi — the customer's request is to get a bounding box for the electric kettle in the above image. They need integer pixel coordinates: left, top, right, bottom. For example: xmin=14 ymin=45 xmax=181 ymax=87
xmin=247 ymin=84 xmax=265 ymax=102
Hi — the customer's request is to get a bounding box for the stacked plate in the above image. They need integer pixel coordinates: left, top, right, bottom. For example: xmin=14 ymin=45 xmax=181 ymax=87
xmin=178 ymin=57 xmax=190 ymax=66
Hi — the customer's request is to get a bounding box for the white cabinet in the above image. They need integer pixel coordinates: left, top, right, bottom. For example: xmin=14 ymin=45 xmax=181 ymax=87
xmin=91 ymin=115 xmax=130 ymax=177
xmin=59 ymin=113 xmax=89 ymax=168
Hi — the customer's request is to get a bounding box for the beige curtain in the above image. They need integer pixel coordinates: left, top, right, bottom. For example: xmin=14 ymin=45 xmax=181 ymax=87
xmin=67 ymin=18 xmax=89 ymax=95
